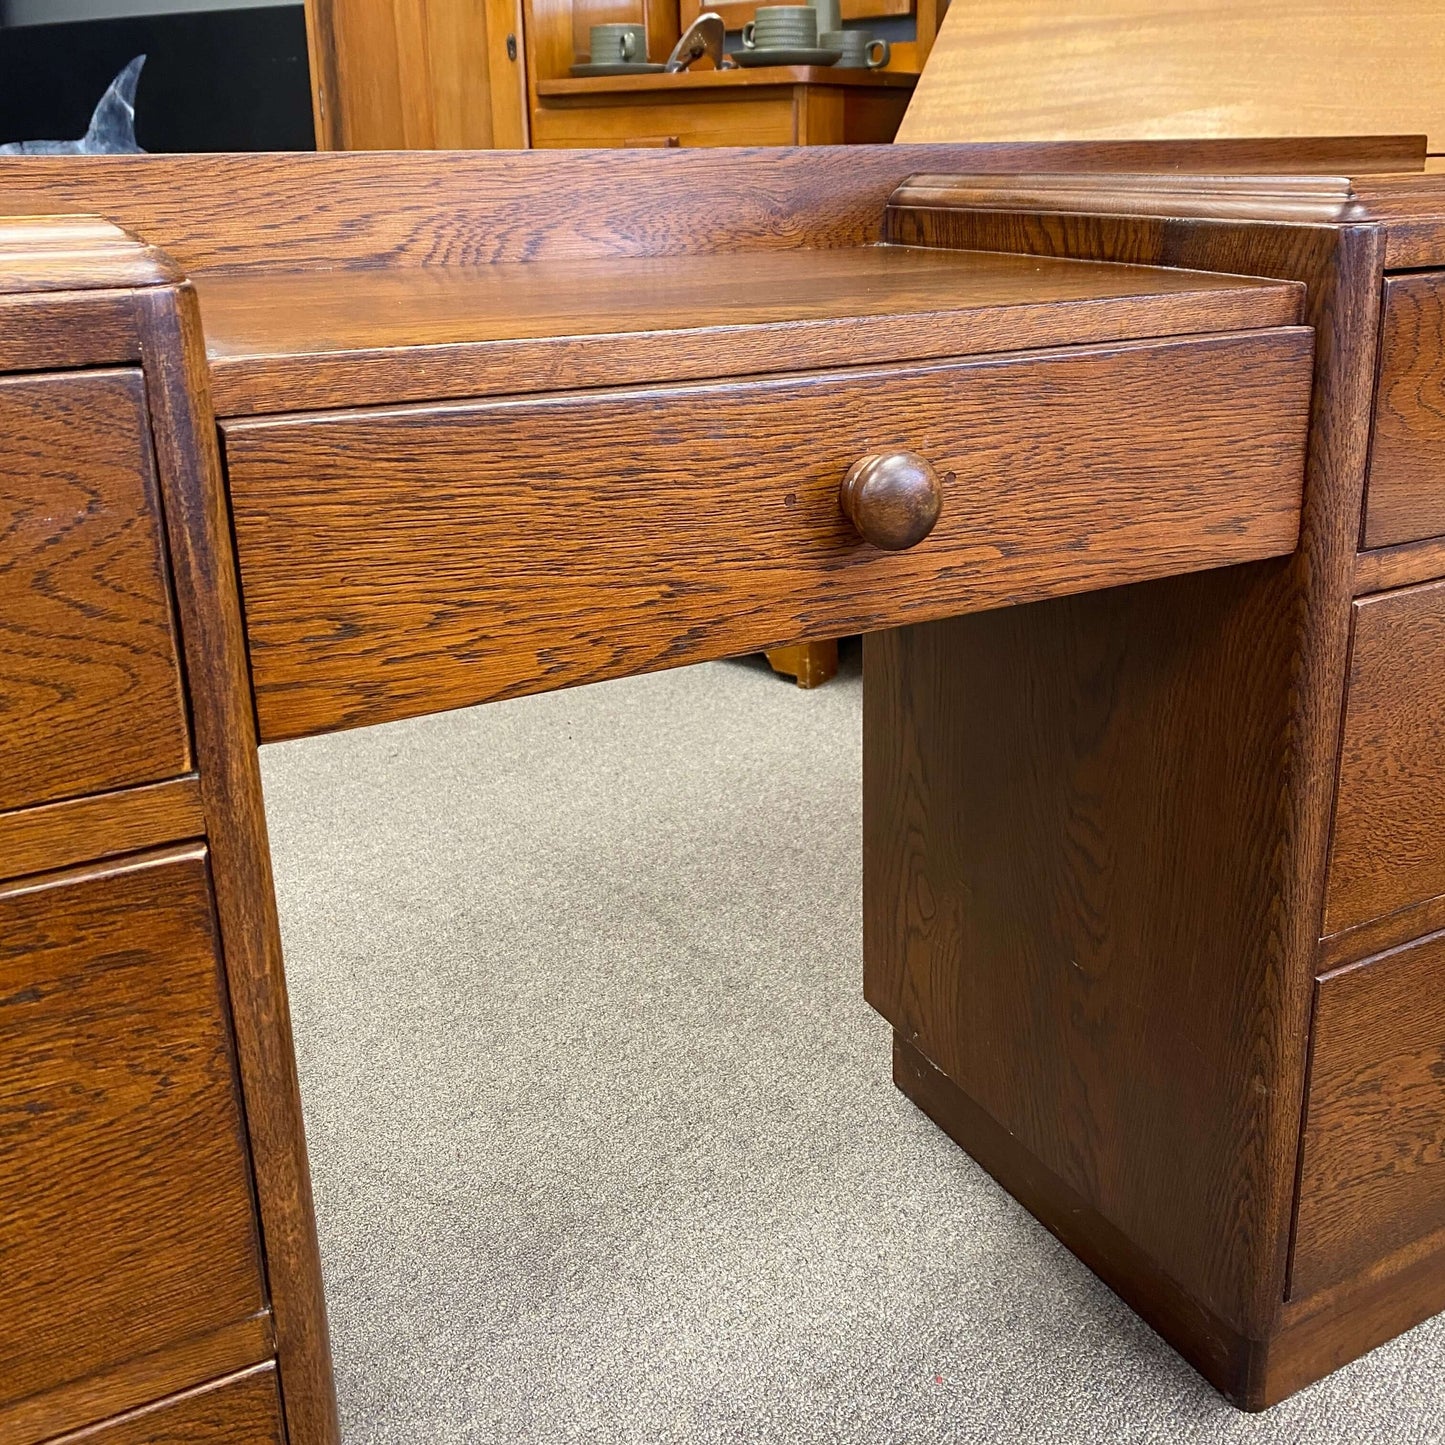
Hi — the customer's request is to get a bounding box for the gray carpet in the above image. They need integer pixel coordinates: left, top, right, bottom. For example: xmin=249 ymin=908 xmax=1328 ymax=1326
xmin=259 ymin=644 xmax=1445 ymax=1445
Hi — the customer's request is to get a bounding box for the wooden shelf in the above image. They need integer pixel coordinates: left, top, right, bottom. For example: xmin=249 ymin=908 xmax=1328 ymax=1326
xmin=196 ymin=244 xmax=1301 ymax=416
xmin=536 ymin=66 xmax=919 ymax=96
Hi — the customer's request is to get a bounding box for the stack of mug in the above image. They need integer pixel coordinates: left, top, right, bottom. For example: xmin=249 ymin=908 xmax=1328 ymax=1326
xmin=812 ymin=0 xmax=892 ymax=69
xmin=739 ymin=6 xmax=824 ymax=53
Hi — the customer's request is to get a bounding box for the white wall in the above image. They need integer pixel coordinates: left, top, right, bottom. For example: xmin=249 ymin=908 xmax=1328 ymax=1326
xmin=2 ymin=0 xmax=297 ymax=24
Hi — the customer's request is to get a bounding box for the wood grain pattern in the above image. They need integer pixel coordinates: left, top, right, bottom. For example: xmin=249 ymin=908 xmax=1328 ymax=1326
xmin=137 ymin=284 xmax=340 ymax=1445
xmin=867 ymin=198 xmax=1387 ymax=1350
xmin=0 ymin=777 xmax=204 ymax=884
xmin=304 ymin=0 xmax=528 ymax=150
xmin=49 ymin=1363 xmax=284 ymax=1445
xmin=0 ymin=369 xmax=191 ymax=812
xmin=1265 ymin=1231 xmax=1445 ymax=1405
xmin=2 ymin=1315 xmax=272 ymax=1445
xmin=195 ymin=246 xmax=1302 ymax=416
xmin=1293 ymin=934 xmax=1445 ymax=1297
xmin=222 ymin=328 xmax=1311 ymax=742
xmin=893 ymin=1034 xmax=1263 ymax=1406
xmin=896 ymin=0 xmax=1445 ymax=146
xmin=0 ymin=847 xmax=265 ymax=1417
xmin=899 ymin=1027 xmax=1445 ymax=1408
xmin=0 ymin=217 xmax=176 ymax=293
xmin=0 ymin=143 xmax=1418 ymax=276
xmin=0 ymin=292 xmax=139 ymax=374
xmin=1354 ymin=534 xmax=1445 ymax=595
xmin=1319 ymin=890 xmax=1445 ymax=973
xmin=1324 ymin=579 xmax=1445 ymax=935
xmin=1365 ymin=273 xmax=1445 ymax=549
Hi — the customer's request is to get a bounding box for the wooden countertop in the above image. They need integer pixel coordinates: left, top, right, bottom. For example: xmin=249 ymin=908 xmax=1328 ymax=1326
xmin=195 ymin=244 xmax=1302 ymax=416
xmin=536 ymin=65 xmax=918 ymax=96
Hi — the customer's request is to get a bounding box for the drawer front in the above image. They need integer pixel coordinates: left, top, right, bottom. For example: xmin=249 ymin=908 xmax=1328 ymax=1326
xmin=51 ymin=1365 xmax=284 ymax=1445
xmin=1292 ymin=931 xmax=1445 ymax=1298
xmin=223 ymin=328 xmax=1312 ymax=742
xmin=1364 ymin=271 xmax=1445 ymax=549
xmin=0 ymin=370 xmax=190 ymax=813
xmin=1323 ymin=579 xmax=1445 ymax=935
xmin=531 ymin=96 xmax=795 ymax=148
xmin=0 ymin=848 xmax=266 ymax=1413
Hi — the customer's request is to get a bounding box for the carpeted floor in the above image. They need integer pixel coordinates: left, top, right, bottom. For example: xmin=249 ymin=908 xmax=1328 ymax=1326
xmin=259 ymin=644 xmax=1445 ymax=1445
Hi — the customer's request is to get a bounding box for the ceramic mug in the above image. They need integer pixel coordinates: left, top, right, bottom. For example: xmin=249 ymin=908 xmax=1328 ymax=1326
xmin=741 ymin=5 xmax=819 ymax=48
xmin=811 ymin=0 xmax=842 ymax=33
xmin=589 ymin=22 xmax=647 ymax=63
xmin=823 ymin=29 xmax=890 ymax=67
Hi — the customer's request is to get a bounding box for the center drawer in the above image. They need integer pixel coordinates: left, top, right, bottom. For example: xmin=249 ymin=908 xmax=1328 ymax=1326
xmin=221 ymin=328 xmax=1312 ymax=742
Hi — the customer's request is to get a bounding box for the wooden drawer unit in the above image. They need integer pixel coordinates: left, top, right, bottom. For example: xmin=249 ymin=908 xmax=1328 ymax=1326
xmin=48 ymin=1366 xmax=285 ymax=1445
xmin=222 ymin=327 xmax=1312 ymax=741
xmin=1364 ymin=271 xmax=1445 ymax=549
xmin=0 ymin=370 xmax=190 ymax=814
xmin=1324 ymin=578 xmax=1445 ymax=935
xmin=1293 ymin=931 xmax=1445 ymax=1298
xmin=0 ymin=847 xmax=266 ymax=1428
xmin=531 ymin=95 xmax=796 ymax=148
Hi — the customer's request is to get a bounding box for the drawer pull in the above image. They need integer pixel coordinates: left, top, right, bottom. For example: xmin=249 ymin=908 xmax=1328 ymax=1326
xmin=839 ymin=451 xmax=944 ymax=550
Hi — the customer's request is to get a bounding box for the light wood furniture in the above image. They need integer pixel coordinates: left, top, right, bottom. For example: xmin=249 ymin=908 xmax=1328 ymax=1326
xmin=899 ymin=0 xmax=1445 ymax=149
xmin=304 ymin=0 xmax=529 ymax=148
xmin=532 ymin=65 xmax=916 ymax=148
xmin=0 ymin=136 xmax=1441 ymax=1442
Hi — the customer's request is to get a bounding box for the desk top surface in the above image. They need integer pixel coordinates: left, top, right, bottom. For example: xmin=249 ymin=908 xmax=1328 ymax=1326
xmin=196 ymin=244 xmax=1300 ymax=417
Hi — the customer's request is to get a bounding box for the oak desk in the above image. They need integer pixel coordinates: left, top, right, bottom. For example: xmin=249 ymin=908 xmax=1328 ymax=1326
xmin=0 ymin=140 xmax=1441 ymax=1443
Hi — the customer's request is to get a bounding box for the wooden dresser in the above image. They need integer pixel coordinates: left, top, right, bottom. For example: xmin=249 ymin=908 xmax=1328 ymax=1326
xmin=0 ymin=140 xmax=1442 ymax=1441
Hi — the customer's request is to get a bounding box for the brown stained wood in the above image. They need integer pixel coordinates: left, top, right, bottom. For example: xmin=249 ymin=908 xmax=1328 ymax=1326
xmin=764 ymin=639 xmax=839 ymax=689
xmin=898 ymin=1028 xmax=1445 ymax=1408
xmin=222 ymin=328 xmax=1311 ymax=743
xmin=1264 ymin=1232 xmax=1445 ymax=1404
xmin=866 ymin=200 xmax=1386 ymax=1345
xmin=194 ymin=246 xmax=1303 ymax=416
xmin=1292 ymin=934 xmax=1445 ymax=1298
xmin=839 ymin=450 xmax=943 ymax=551
xmin=0 ymin=777 xmax=204 ymax=883
xmin=0 ymin=143 xmax=1421 ymax=276
xmin=48 ymin=1363 xmax=284 ymax=1445
xmin=0 ymin=216 xmax=176 ymax=293
xmin=1319 ymin=891 xmax=1445 ymax=973
xmin=136 ymin=285 xmax=339 ymax=1445
xmin=895 ymin=1 xmax=1445 ymax=147
xmin=1324 ymin=579 xmax=1445 ymax=935
xmin=893 ymin=1034 xmax=1263 ymax=1407
xmin=0 ymin=369 xmax=191 ymax=812
xmin=1354 ymin=534 xmax=1445 ymax=594
xmin=0 ymin=292 xmax=139 ymax=373
xmin=2 ymin=1315 xmax=273 ymax=1445
xmin=0 ymin=847 xmax=265 ymax=1417
xmin=1365 ymin=273 xmax=1445 ymax=549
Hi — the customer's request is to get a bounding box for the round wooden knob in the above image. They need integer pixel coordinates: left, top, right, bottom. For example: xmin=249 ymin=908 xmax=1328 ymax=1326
xmin=839 ymin=452 xmax=944 ymax=551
